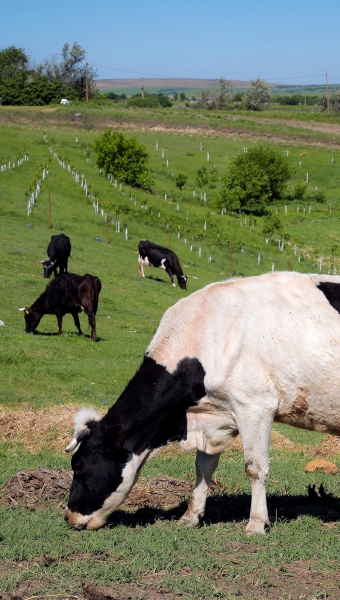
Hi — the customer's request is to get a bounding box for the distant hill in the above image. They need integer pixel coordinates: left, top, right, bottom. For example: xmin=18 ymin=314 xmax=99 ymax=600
xmin=95 ymin=78 xmax=340 ymax=97
xmin=95 ymin=78 xmax=253 ymax=97
xmin=96 ymin=78 xmax=252 ymax=90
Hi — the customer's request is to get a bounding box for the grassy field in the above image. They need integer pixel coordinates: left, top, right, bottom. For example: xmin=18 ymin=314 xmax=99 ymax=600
xmin=1 ymin=115 xmax=340 ymax=599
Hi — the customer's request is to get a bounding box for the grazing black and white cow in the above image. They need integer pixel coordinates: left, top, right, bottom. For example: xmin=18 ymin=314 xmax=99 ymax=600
xmin=138 ymin=240 xmax=188 ymax=289
xmin=18 ymin=273 xmax=101 ymax=340
xmin=41 ymin=233 xmax=71 ymax=278
xmin=65 ymin=271 xmax=340 ymax=534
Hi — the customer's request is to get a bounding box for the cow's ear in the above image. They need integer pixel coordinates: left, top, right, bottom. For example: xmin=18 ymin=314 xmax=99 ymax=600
xmin=103 ymin=425 xmax=127 ymax=455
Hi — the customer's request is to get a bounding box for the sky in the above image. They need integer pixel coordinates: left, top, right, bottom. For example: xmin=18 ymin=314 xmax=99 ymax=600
xmin=3 ymin=0 xmax=340 ymax=86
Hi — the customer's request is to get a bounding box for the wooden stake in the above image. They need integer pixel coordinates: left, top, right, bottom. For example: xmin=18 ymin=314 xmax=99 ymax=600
xmin=48 ymin=192 xmax=52 ymax=229
xmin=230 ymin=242 xmax=234 ymax=277
xmin=168 ymin=225 xmax=171 ymax=250
xmin=106 ymin=210 xmax=109 ymax=244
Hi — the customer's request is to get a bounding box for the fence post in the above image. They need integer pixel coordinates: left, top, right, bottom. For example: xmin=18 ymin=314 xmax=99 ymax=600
xmin=230 ymin=242 xmax=234 ymax=277
xmin=48 ymin=192 xmax=52 ymax=229
xmin=106 ymin=210 xmax=109 ymax=244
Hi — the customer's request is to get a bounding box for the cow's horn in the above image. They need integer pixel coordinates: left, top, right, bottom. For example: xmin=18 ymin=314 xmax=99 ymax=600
xmin=65 ymin=407 xmax=102 ymax=452
xmin=40 ymin=261 xmax=45 ymax=264
xmin=17 ymin=307 xmax=27 ymax=311
xmin=186 ymin=275 xmax=198 ymax=280
xmin=65 ymin=428 xmax=90 ymax=453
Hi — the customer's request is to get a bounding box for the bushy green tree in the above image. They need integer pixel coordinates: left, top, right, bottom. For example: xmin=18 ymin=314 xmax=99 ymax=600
xmin=175 ymin=173 xmax=188 ymax=189
xmin=244 ymin=78 xmax=271 ymax=111
xmin=93 ymin=128 xmax=154 ymax=191
xmin=218 ymin=146 xmax=292 ymax=211
xmin=195 ymin=165 xmax=218 ymax=190
xmin=0 ymin=70 xmax=77 ymax=106
xmin=262 ymin=211 xmax=283 ymax=240
xmin=0 ymin=46 xmax=28 ymax=80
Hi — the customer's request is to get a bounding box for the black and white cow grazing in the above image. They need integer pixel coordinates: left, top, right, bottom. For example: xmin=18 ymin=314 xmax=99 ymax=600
xmin=65 ymin=271 xmax=340 ymax=534
xmin=138 ymin=240 xmax=188 ymax=289
xmin=18 ymin=273 xmax=101 ymax=340
xmin=41 ymin=233 xmax=71 ymax=278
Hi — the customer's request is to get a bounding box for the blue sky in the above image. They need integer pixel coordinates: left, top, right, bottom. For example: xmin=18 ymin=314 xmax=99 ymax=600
xmin=3 ymin=0 xmax=340 ymax=85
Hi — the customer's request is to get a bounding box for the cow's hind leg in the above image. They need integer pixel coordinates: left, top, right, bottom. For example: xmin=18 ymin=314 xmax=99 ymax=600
xmin=138 ymin=256 xmax=145 ymax=278
xmin=87 ymin=311 xmax=97 ymax=341
xmin=237 ymin=410 xmax=273 ymax=535
xmin=179 ymin=450 xmax=220 ymax=527
xmin=71 ymin=310 xmax=84 ymax=336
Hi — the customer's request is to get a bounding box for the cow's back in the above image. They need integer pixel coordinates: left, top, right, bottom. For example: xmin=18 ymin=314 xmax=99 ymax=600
xmin=147 ymin=272 xmax=340 ymax=406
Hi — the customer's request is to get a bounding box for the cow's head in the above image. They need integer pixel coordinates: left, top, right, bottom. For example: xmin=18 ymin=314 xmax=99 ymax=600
xmin=41 ymin=260 xmax=55 ymax=278
xmin=65 ymin=408 xmax=145 ymax=530
xmin=178 ymin=274 xmax=188 ymax=290
xmin=17 ymin=307 xmax=41 ymax=333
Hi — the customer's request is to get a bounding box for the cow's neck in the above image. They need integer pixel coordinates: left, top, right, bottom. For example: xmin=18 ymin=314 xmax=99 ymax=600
xmin=103 ymin=355 xmax=206 ymax=454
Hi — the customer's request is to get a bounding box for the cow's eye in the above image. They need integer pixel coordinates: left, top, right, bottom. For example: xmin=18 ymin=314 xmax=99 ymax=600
xmin=73 ymin=464 xmax=83 ymax=476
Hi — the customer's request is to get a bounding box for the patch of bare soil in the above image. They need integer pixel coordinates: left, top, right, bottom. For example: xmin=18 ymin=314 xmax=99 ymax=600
xmin=0 ymin=468 xmax=72 ymax=508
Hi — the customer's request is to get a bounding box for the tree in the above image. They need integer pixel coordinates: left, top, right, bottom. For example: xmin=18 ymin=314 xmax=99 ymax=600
xmin=0 ymin=46 xmax=28 ymax=81
xmin=216 ymin=77 xmax=232 ymax=109
xmin=244 ymin=78 xmax=271 ymax=111
xmin=262 ymin=211 xmax=283 ymax=241
xmin=38 ymin=42 xmax=98 ymax=100
xmin=196 ymin=165 xmax=218 ymax=190
xmin=175 ymin=173 xmax=187 ymax=189
xmin=93 ymin=128 xmax=154 ymax=191
xmin=199 ymin=90 xmax=210 ymax=109
xmin=218 ymin=146 xmax=292 ymax=211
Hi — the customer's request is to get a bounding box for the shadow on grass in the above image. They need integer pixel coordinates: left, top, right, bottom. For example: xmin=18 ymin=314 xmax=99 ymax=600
xmin=147 ymin=275 xmax=168 ymax=284
xmin=106 ymin=490 xmax=340 ymax=529
xmin=32 ymin=331 xmax=101 ymax=341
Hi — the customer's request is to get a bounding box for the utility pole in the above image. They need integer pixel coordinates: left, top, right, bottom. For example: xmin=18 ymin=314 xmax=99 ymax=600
xmin=141 ymin=78 xmax=144 ymax=98
xmin=326 ymin=69 xmax=330 ymax=113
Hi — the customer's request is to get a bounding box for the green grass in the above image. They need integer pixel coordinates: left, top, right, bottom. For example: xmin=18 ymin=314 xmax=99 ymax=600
xmin=1 ymin=116 xmax=340 ymax=599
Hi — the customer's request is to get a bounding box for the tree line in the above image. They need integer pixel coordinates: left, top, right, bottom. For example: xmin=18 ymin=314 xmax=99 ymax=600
xmin=0 ymin=43 xmax=98 ymax=105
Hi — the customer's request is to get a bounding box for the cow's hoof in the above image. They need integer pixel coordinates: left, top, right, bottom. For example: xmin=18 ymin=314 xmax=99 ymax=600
xmin=246 ymin=520 xmax=269 ymax=535
xmin=178 ymin=513 xmax=201 ymax=527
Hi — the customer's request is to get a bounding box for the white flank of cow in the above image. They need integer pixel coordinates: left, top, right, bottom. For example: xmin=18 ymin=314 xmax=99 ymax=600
xmin=146 ymin=271 xmax=340 ymax=534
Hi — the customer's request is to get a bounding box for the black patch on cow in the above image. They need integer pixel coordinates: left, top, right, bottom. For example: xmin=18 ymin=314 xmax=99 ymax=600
xmin=317 ymin=282 xmax=340 ymax=315
xmin=103 ymin=355 xmax=206 ymax=454
xmin=67 ymin=356 xmax=206 ymax=517
xmin=69 ymin=423 xmax=127 ymax=515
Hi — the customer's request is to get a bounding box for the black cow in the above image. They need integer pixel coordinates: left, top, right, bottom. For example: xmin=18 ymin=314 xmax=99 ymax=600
xmin=138 ymin=240 xmax=188 ymax=289
xmin=41 ymin=233 xmax=71 ymax=278
xmin=18 ymin=273 xmax=101 ymax=340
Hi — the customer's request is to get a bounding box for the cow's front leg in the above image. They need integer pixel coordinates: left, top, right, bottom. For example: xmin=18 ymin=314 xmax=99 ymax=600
xmin=166 ymin=268 xmax=176 ymax=287
xmin=179 ymin=450 xmax=220 ymax=527
xmin=237 ymin=410 xmax=273 ymax=535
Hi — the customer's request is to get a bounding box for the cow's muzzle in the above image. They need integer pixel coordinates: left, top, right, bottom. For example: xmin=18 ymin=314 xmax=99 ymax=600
xmin=64 ymin=508 xmax=105 ymax=530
